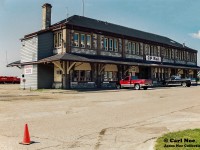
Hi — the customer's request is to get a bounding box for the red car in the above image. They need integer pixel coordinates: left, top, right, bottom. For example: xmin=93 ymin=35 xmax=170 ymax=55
xmin=0 ymin=76 xmax=20 ymax=84
xmin=117 ymin=76 xmax=152 ymax=90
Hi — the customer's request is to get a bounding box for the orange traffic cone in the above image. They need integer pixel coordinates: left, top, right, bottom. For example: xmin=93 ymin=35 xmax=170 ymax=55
xmin=19 ymin=124 xmax=31 ymax=145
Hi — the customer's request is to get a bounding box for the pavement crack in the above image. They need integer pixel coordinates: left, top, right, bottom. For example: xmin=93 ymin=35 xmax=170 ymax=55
xmin=94 ymin=128 xmax=109 ymax=150
xmin=36 ymin=144 xmax=61 ymax=150
xmin=143 ymin=137 xmax=157 ymax=143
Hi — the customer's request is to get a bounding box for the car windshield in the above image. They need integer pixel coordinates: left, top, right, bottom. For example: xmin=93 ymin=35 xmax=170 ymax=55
xmin=171 ymin=76 xmax=181 ymax=80
xmin=131 ymin=76 xmax=138 ymax=80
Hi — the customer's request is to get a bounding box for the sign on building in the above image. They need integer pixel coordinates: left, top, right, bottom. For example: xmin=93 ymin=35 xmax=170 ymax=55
xmin=24 ymin=65 xmax=33 ymax=75
xmin=146 ymin=55 xmax=161 ymax=62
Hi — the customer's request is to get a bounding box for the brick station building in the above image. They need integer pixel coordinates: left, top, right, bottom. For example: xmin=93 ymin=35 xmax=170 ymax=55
xmin=9 ymin=3 xmax=200 ymax=89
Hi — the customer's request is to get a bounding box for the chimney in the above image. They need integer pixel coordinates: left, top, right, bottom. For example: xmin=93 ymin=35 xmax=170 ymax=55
xmin=42 ymin=3 xmax=52 ymax=30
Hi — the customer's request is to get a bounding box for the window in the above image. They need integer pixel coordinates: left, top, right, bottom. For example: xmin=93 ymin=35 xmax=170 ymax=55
xmin=150 ymin=46 xmax=153 ymax=56
xmin=169 ymin=49 xmax=171 ymax=59
xmin=104 ymin=38 xmax=108 ymax=51
xmin=132 ymin=42 xmax=136 ymax=54
xmin=109 ymin=39 xmax=113 ymax=51
xmin=172 ymin=49 xmax=174 ymax=59
xmin=124 ymin=76 xmax=129 ymax=81
xmin=86 ymin=35 xmax=91 ymax=48
xmin=154 ymin=46 xmax=157 ymax=56
xmin=140 ymin=43 xmax=143 ymax=55
xmin=128 ymin=42 xmax=132 ymax=54
xmin=136 ymin=43 xmax=140 ymax=55
xmin=103 ymin=71 xmax=117 ymax=81
xmin=73 ymin=33 xmax=79 ymax=47
xmin=145 ymin=44 xmax=150 ymax=55
xmin=73 ymin=70 xmax=91 ymax=82
xmin=81 ymin=34 xmax=85 ymax=48
xmin=54 ymin=32 xmax=63 ymax=48
xmin=114 ymin=39 xmax=118 ymax=52
xmin=157 ymin=46 xmax=160 ymax=57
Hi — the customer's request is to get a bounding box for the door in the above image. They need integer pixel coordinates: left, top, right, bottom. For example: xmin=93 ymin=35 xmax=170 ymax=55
xmin=121 ymin=76 xmax=130 ymax=87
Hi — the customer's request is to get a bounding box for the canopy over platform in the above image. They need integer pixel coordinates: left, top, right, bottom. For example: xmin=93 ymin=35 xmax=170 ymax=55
xmin=7 ymin=53 xmax=200 ymax=70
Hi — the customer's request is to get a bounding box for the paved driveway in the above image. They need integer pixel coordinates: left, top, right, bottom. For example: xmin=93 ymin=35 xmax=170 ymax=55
xmin=0 ymin=85 xmax=200 ymax=150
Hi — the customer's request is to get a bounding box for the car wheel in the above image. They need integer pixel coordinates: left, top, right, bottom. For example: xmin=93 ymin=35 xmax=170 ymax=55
xmin=182 ymin=82 xmax=187 ymax=87
xmin=134 ymin=84 xmax=140 ymax=90
xmin=186 ymin=83 xmax=191 ymax=87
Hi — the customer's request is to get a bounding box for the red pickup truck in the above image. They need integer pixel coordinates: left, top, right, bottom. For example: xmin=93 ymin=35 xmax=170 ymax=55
xmin=117 ymin=76 xmax=152 ymax=90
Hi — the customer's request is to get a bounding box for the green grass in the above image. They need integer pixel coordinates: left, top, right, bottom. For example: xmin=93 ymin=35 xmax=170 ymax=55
xmin=155 ymin=129 xmax=200 ymax=150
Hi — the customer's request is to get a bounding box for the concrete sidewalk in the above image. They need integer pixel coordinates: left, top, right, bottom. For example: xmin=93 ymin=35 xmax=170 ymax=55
xmin=0 ymin=85 xmax=200 ymax=150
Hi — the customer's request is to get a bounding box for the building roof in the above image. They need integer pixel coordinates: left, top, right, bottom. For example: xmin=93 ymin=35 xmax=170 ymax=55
xmin=52 ymin=15 xmax=197 ymax=52
xmin=25 ymin=15 xmax=197 ymax=52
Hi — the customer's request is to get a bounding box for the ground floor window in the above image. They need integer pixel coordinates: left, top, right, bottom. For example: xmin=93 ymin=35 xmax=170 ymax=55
xmin=103 ymin=71 xmax=118 ymax=81
xmin=73 ymin=70 xmax=91 ymax=82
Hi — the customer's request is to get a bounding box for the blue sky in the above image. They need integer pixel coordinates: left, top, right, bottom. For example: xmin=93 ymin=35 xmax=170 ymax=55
xmin=0 ymin=0 xmax=200 ymax=76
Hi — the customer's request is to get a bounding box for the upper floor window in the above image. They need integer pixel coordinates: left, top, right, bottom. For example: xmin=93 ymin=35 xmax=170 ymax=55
xmin=140 ymin=43 xmax=143 ymax=55
xmin=157 ymin=46 xmax=160 ymax=57
xmin=150 ymin=46 xmax=154 ymax=56
xmin=132 ymin=42 xmax=136 ymax=54
xmin=73 ymin=33 xmax=79 ymax=47
xmin=136 ymin=43 xmax=140 ymax=55
xmin=86 ymin=35 xmax=91 ymax=49
xmin=114 ymin=39 xmax=118 ymax=52
xmin=109 ymin=39 xmax=113 ymax=51
xmin=153 ymin=46 xmax=157 ymax=56
xmin=145 ymin=44 xmax=150 ymax=55
xmin=54 ymin=32 xmax=63 ymax=48
xmin=168 ymin=49 xmax=171 ymax=59
xmin=81 ymin=34 xmax=85 ymax=48
xmin=171 ymin=49 xmax=174 ymax=59
xmin=128 ymin=42 xmax=132 ymax=54
xmin=104 ymin=38 xmax=108 ymax=51
xmin=194 ymin=53 xmax=197 ymax=62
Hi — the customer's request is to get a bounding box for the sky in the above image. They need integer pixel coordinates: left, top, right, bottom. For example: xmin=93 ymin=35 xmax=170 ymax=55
xmin=0 ymin=0 xmax=200 ymax=77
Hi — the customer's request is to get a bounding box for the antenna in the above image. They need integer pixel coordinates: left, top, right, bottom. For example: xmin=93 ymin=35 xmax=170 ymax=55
xmin=66 ymin=7 xmax=69 ymax=22
xmin=82 ymin=0 xmax=84 ymax=16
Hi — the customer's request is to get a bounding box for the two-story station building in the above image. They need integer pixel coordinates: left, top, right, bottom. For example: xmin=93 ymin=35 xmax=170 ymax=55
xmin=9 ymin=3 xmax=200 ymax=89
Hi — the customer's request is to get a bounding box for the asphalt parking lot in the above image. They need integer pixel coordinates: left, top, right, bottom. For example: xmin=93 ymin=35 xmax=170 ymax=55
xmin=0 ymin=84 xmax=200 ymax=150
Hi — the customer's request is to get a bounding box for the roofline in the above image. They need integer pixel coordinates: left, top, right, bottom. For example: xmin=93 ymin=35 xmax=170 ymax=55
xmin=20 ymin=15 xmax=198 ymax=52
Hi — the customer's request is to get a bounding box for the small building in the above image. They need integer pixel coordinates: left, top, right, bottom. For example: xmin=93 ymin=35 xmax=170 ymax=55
xmin=9 ymin=3 xmax=200 ymax=89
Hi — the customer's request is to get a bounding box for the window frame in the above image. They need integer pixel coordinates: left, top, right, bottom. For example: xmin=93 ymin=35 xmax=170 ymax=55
xmin=80 ymin=34 xmax=85 ymax=48
xmin=74 ymin=33 xmax=79 ymax=47
xmin=86 ymin=35 xmax=91 ymax=49
xmin=54 ymin=31 xmax=63 ymax=48
xmin=114 ymin=39 xmax=118 ymax=52
xmin=109 ymin=38 xmax=113 ymax=51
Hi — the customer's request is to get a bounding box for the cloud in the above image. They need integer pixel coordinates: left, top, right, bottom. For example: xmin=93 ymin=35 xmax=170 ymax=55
xmin=190 ymin=30 xmax=200 ymax=39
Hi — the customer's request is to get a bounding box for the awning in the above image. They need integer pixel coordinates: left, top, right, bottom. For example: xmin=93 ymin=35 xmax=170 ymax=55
xmin=7 ymin=60 xmax=21 ymax=68
xmin=7 ymin=53 xmax=200 ymax=70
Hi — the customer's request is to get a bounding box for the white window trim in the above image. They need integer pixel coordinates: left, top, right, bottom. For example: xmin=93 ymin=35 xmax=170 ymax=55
xmin=54 ymin=32 xmax=63 ymax=48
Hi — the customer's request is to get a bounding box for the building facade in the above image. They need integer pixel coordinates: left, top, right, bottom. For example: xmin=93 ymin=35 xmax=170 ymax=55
xmin=9 ymin=3 xmax=200 ymax=89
